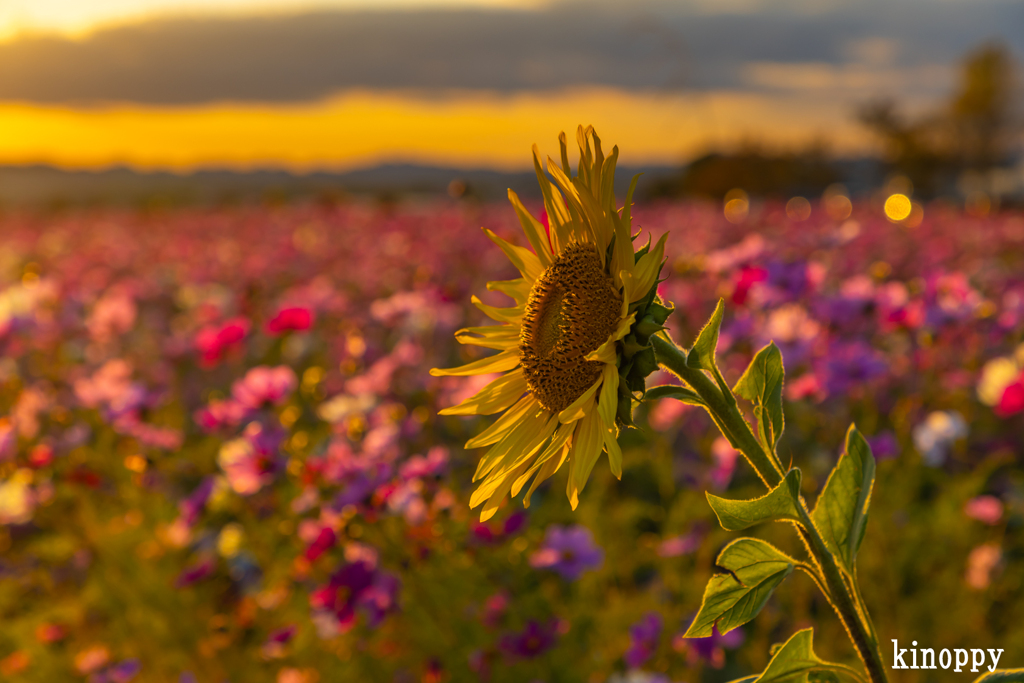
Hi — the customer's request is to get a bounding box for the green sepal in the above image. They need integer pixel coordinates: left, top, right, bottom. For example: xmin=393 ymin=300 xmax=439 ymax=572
xmin=616 ymin=377 xmax=635 ymax=427
xmin=647 ymin=300 xmax=674 ymax=326
xmin=621 ymin=335 xmax=647 ymax=359
xmin=644 ymin=385 xmax=703 ymax=406
xmin=633 ymin=316 xmax=666 ymax=344
xmin=706 ymin=468 xmax=803 ymax=531
xmin=684 ymin=538 xmax=796 ymax=638
xmin=687 ymin=298 xmax=725 ymax=371
xmin=811 ymin=424 xmax=875 ymax=571
xmin=627 ymin=346 xmax=658 ymax=392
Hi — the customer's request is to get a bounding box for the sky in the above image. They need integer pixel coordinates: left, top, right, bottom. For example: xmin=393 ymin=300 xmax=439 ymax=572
xmin=0 ymin=0 xmax=1021 ymax=171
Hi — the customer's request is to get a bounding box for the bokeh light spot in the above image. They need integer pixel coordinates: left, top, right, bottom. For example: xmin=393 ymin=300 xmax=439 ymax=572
xmin=785 ymin=196 xmax=812 ymax=221
xmin=884 ymin=193 xmax=912 ymax=222
xmin=723 ymin=188 xmax=749 ymax=224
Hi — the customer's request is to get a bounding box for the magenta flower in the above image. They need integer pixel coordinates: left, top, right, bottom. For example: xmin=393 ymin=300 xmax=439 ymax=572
xmin=175 ymin=557 xmax=215 ymax=588
xmin=996 ymin=377 xmax=1024 ymax=417
xmin=266 ymin=306 xmax=314 ymax=334
xmin=195 ymin=317 xmax=250 ymax=366
xmin=625 ymin=612 xmax=663 ymax=668
xmin=231 ymin=365 xmax=297 ymax=409
xmin=499 ymin=619 xmax=559 ymax=659
xmin=529 ymin=525 xmax=604 ymax=580
xmin=304 ymin=527 xmax=337 ymax=562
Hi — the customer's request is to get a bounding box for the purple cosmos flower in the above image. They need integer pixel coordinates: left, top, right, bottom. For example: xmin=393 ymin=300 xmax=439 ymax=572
xmin=89 ymin=659 xmax=141 ymax=683
xmin=676 ymin=623 xmax=744 ymax=668
xmin=821 ymin=341 xmax=887 ymax=395
xmin=867 ymin=431 xmax=898 ymax=460
xmin=499 ymin=619 xmax=559 ymax=659
xmin=309 ymin=558 xmax=400 ymax=632
xmin=529 ymin=525 xmax=604 ymax=580
xmin=625 ymin=612 xmax=663 ymax=668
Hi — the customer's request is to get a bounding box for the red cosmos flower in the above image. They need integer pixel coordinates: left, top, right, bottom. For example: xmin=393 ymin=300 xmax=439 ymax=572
xmin=995 ymin=376 xmax=1024 ymax=417
xmin=195 ymin=317 xmax=250 ymax=366
xmin=266 ymin=307 xmax=313 ymax=335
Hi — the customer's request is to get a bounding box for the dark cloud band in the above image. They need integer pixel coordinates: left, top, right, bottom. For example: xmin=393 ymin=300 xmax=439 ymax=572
xmin=0 ymin=1 xmax=1019 ymax=104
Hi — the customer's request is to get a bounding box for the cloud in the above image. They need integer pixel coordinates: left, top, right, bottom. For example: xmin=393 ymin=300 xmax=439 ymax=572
xmin=0 ymin=0 xmax=1019 ymax=104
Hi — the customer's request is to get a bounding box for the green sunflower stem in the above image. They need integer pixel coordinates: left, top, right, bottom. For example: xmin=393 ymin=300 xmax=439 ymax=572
xmin=650 ymin=335 xmax=784 ymax=489
xmin=650 ymin=334 xmax=888 ymax=683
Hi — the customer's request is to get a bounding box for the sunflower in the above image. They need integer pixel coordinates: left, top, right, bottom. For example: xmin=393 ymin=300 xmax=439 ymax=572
xmin=431 ymin=126 xmax=670 ymax=521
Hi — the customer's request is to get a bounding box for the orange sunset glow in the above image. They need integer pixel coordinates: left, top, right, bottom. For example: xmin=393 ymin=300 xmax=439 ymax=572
xmin=0 ymin=89 xmax=870 ymax=171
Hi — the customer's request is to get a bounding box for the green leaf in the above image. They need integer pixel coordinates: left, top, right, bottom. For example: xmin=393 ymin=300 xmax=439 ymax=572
xmin=645 ymin=385 xmax=704 ymax=406
xmin=733 ymin=342 xmax=785 ymax=449
xmin=974 ymin=670 xmax=1024 ymax=683
xmin=688 ymin=298 xmax=725 ymax=370
xmin=706 ymin=469 xmax=803 ymax=531
xmin=811 ymin=425 xmax=876 ymax=570
xmin=684 ymin=538 xmax=796 ymax=638
xmin=754 ymin=629 xmax=859 ymax=683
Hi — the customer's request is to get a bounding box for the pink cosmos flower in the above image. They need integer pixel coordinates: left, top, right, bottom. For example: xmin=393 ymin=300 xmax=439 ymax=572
xmin=194 ymin=398 xmax=248 ymax=431
xmin=231 ymin=366 xmax=298 ymax=409
xmin=964 ymin=495 xmax=1003 ymax=525
xmin=87 ymin=290 xmax=137 ymax=343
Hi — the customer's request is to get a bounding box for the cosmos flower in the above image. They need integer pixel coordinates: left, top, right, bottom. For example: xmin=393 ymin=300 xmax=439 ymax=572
xmin=498 ymin=619 xmax=559 ymax=659
xmin=529 ymin=524 xmax=604 ymax=580
xmin=432 ymin=127 xmax=670 ymax=519
xmin=266 ymin=306 xmax=313 ymax=334
xmin=625 ymin=612 xmax=663 ymax=668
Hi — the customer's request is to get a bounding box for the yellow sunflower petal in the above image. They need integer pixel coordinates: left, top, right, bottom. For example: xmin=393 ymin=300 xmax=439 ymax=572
xmin=524 ymin=442 xmax=569 ymax=508
xmin=557 ymin=379 xmax=601 ymax=424
xmin=486 ymin=278 xmax=531 ymax=306
xmin=430 ymin=348 xmax=519 ymax=377
xmin=471 ymin=414 xmax=558 ymax=506
xmin=610 ymin=212 xmax=633 ymax=289
xmin=508 ymin=189 xmax=553 ymax=267
xmin=597 ymin=363 xmax=619 ymax=427
xmin=464 ymin=394 xmax=536 ymax=450
xmin=567 ymin=409 xmax=605 ymax=510
xmin=511 ymin=421 xmax=575 ymax=497
xmin=483 ymin=228 xmax=544 ymax=283
xmin=472 ymin=400 xmax=550 ymax=481
xmin=604 ymin=427 xmax=623 ymax=480
xmin=600 ymin=145 xmax=618 ymax=213
xmin=471 ymin=295 xmax=523 ymax=324
xmin=631 ymin=233 xmax=668 ymax=303
xmin=439 ymin=370 xmax=527 ymax=416
xmin=478 ymin=460 xmax=532 ymax=522
xmin=586 ymin=311 xmax=635 ymax=363
xmin=620 ymin=173 xmax=641 ymax=239
xmin=532 ymin=145 xmax=571 ymax=251
xmin=455 ymin=325 xmax=519 ymax=350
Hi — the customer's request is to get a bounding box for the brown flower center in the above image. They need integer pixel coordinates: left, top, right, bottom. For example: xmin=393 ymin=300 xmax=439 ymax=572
xmin=519 ymin=242 xmax=622 ymax=413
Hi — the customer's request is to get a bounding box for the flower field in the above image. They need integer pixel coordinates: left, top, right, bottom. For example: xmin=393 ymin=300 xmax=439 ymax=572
xmin=0 ymin=195 xmax=1022 ymax=682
